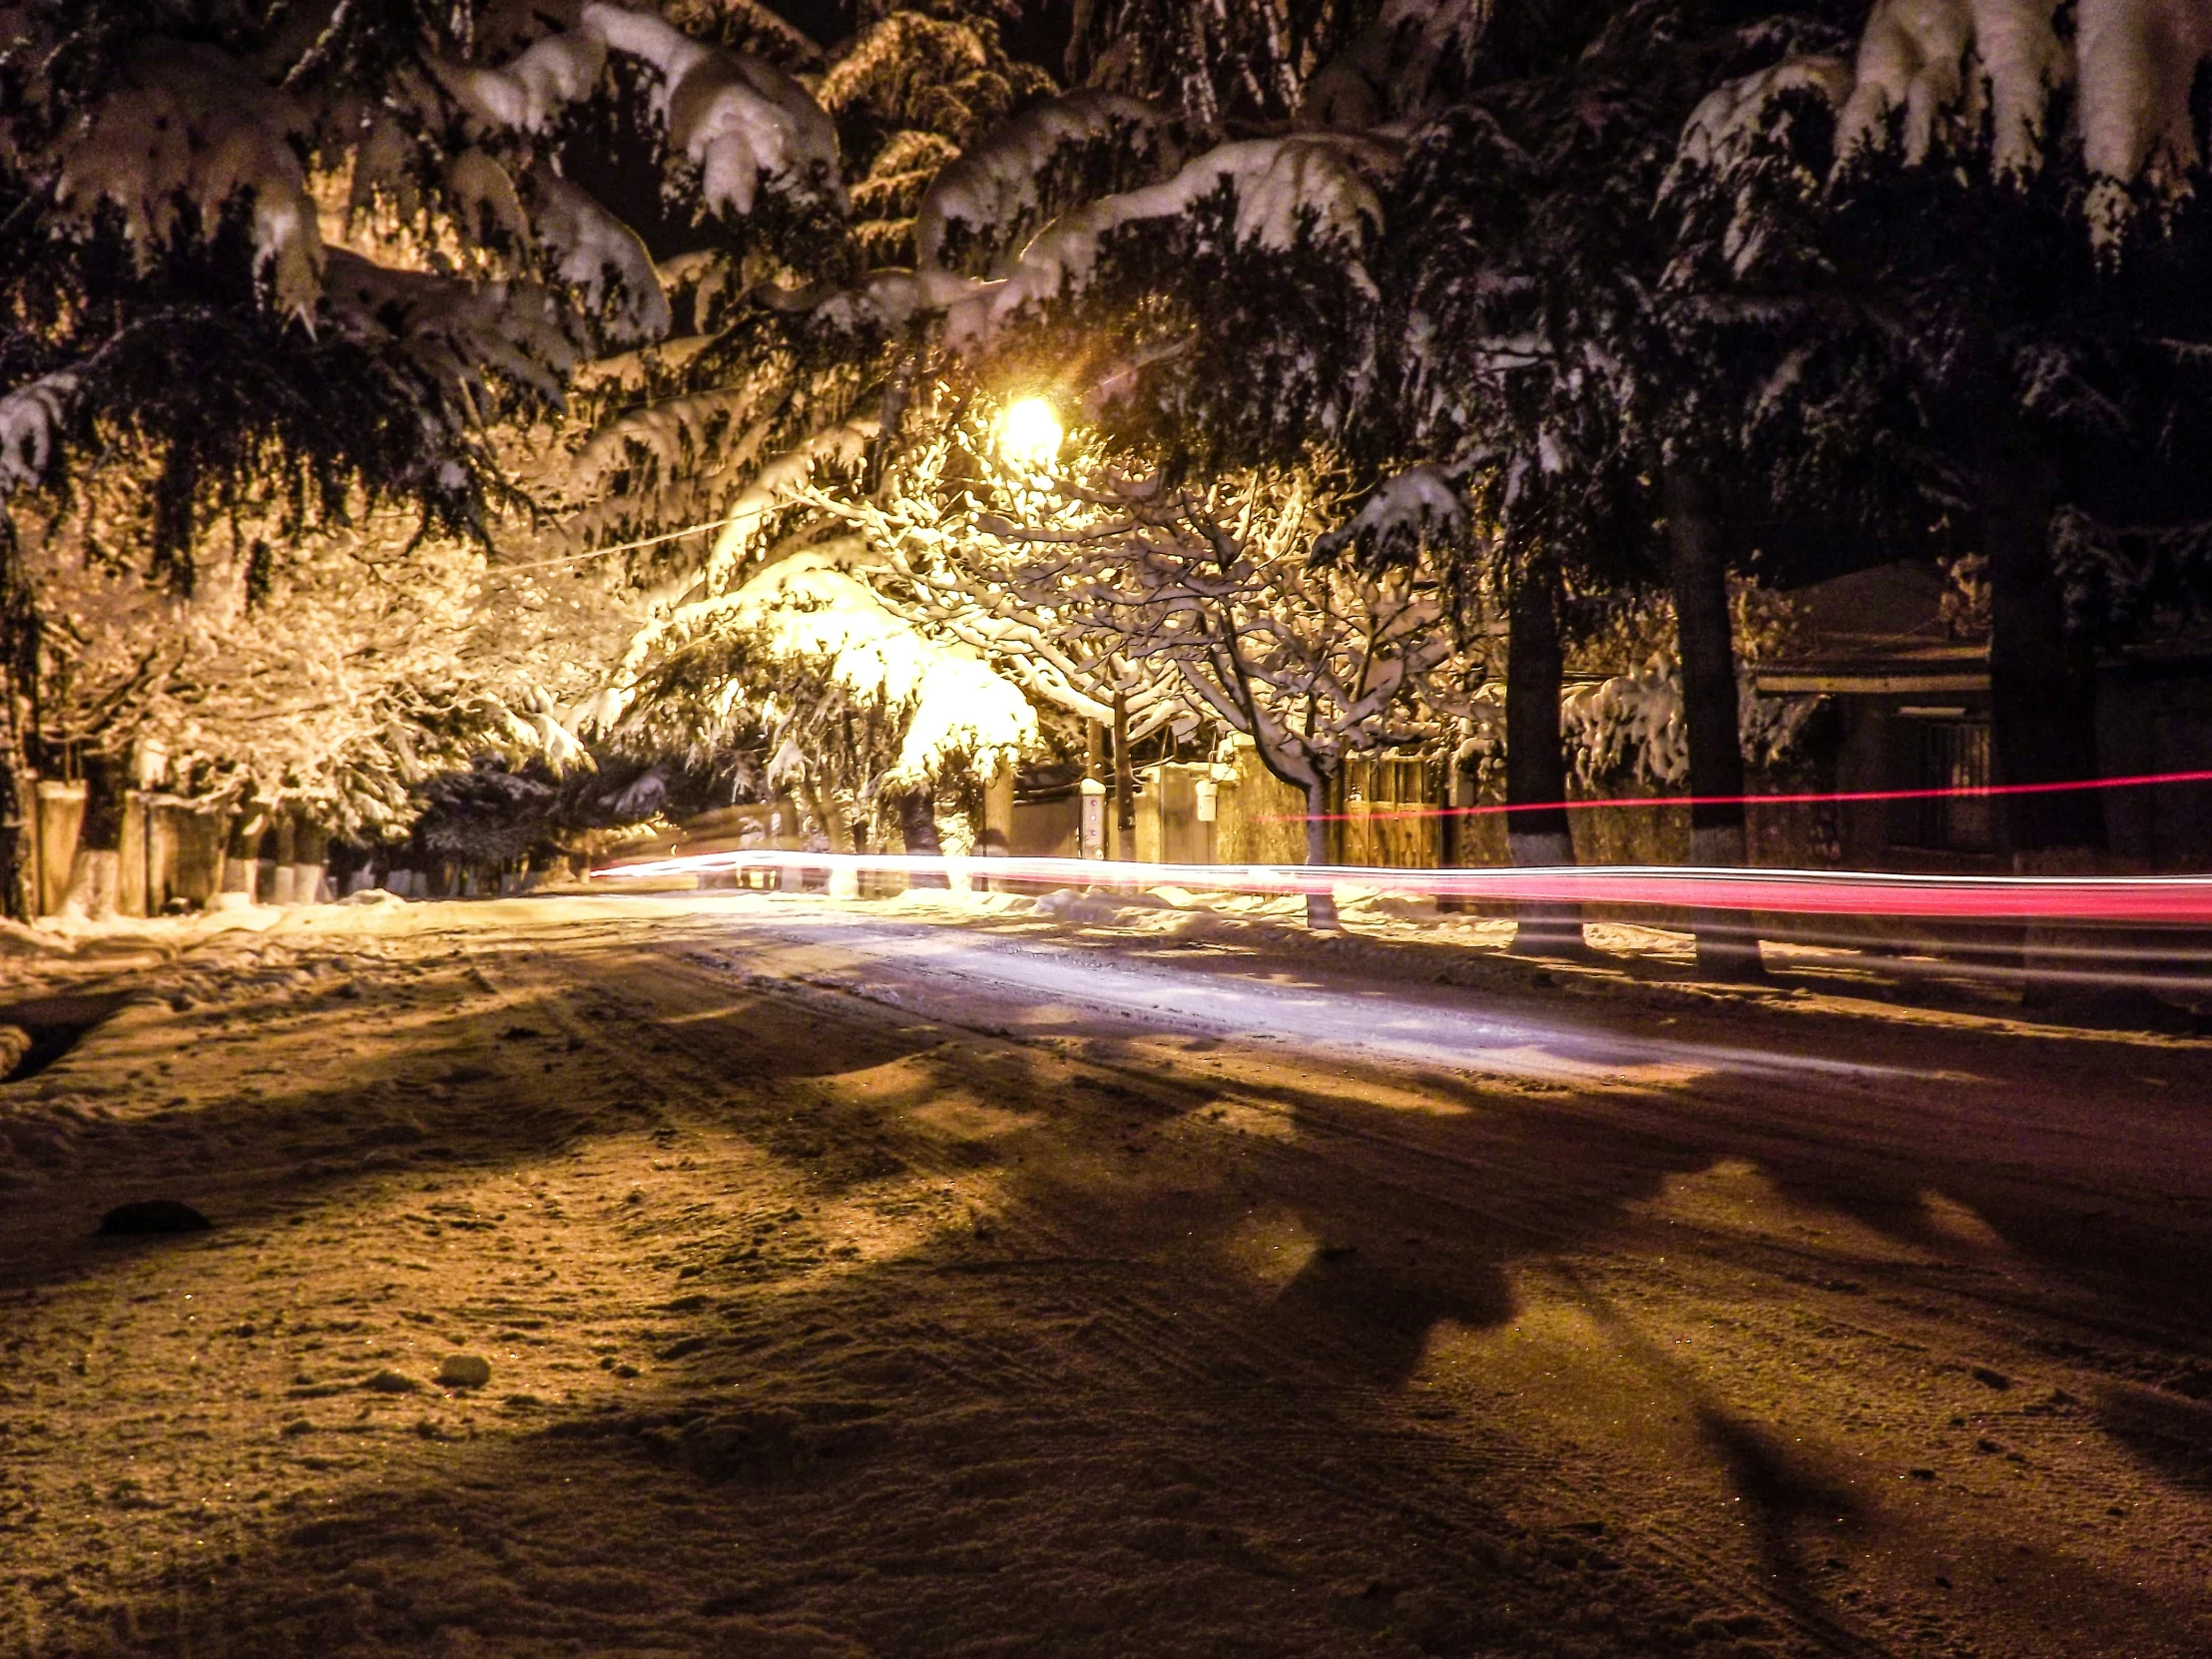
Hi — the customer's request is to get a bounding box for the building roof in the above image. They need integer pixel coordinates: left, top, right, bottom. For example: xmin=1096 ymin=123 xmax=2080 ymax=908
xmin=1757 ymin=562 xmax=1988 ymax=696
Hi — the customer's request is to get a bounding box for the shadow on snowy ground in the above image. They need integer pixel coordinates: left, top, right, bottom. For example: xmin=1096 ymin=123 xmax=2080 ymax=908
xmin=3 ymin=905 xmax=2210 ymax=1655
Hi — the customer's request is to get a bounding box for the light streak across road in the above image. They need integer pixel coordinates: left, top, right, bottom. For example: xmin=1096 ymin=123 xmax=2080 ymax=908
xmin=591 ymin=849 xmax=2212 ymax=927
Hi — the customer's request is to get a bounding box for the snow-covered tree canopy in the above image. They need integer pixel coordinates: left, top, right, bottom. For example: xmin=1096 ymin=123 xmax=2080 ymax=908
xmin=882 ymin=407 xmax=1475 ymax=799
xmin=0 ymin=0 xmax=898 ymax=577
xmin=9 ymin=479 xmax=615 ymax=836
xmin=1662 ymin=0 xmax=2212 ymax=629
xmin=530 ymin=0 xmax=1069 ymax=592
xmin=798 ymin=401 xmax=1198 ymax=738
xmin=1692 ymin=0 xmax=2212 ymax=238
xmin=609 ymin=536 xmax=1040 ymax=827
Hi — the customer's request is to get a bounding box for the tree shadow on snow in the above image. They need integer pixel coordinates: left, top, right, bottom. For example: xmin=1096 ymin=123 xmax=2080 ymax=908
xmin=10 ymin=920 xmax=2211 ymax=1657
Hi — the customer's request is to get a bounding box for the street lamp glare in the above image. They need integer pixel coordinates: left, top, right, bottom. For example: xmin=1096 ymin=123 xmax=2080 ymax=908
xmin=998 ymin=396 xmax=1064 ymax=468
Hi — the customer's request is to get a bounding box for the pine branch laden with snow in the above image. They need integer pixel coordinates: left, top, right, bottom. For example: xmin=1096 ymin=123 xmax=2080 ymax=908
xmin=1067 ymin=0 xmax=1394 ymax=133
xmin=49 ymin=39 xmax=325 ymax=315
xmin=912 ymin=90 xmax=1170 ymax=273
xmin=0 ymin=375 xmax=80 ymax=497
xmin=524 ymin=171 xmax=673 ymax=343
xmin=435 ymin=28 xmax=609 ymax=135
xmin=1312 ymin=465 xmax=1469 ymax=568
xmin=581 ymin=2 xmax=844 ymax=219
xmin=318 ymin=252 xmax=580 ymax=418
xmin=1300 ymin=0 xmax=1497 ymax=129
xmin=1816 ymin=0 xmax=2212 ymax=230
xmin=0 ymin=1 xmax=744 ymax=577
xmin=817 ymin=8 xmax=1052 ymax=152
xmin=946 ymin=132 xmax=1397 ymax=345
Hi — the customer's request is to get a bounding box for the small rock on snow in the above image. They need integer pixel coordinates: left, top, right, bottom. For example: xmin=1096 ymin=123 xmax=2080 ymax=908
xmin=435 ymin=1354 xmax=492 ymax=1388
xmin=98 ymin=1199 xmax=210 ymax=1236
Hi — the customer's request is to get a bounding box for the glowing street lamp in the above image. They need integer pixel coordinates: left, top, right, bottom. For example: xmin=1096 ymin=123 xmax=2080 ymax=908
xmin=996 ymin=395 xmax=1064 ymax=469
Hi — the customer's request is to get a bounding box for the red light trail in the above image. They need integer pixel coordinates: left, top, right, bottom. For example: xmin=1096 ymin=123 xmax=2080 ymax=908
xmin=1262 ymin=765 xmax=2212 ymax=825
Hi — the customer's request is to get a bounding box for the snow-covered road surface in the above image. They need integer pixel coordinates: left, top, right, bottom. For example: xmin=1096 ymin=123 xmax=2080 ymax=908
xmin=704 ymin=902 xmax=1961 ymax=1092
xmin=2 ymin=890 xmax=2209 ymax=1658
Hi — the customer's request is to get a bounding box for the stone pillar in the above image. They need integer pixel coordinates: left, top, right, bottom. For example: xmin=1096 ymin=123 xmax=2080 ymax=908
xmin=35 ymin=781 xmax=84 ymax=917
xmin=118 ymin=792 xmax=150 ymax=917
xmin=979 ymin=765 xmax=1015 ymax=888
xmin=290 ymin=820 xmax=329 ymax=904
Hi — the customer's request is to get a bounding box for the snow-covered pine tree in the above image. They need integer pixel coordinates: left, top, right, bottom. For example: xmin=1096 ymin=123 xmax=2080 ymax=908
xmin=0 ymin=0 xmax=756 ymax=914
xmin=940 ymin=2 xmax=1844 ymax=967
xmin=1667 ymin=0 xmax=2212 ymax=877
xmin=607 ymin=536 xmax=1039 ymax=872
xmin=545 ymin=0 xmax=1066 ymax=644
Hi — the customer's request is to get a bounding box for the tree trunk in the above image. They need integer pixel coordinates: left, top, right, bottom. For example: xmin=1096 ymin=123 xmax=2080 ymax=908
xmin=1505 ymin=544 xmax=1585 ymax=957
xmin=1981 ymin=454 xmax=2130 ymax=1012
xmin=897 ymin=788 xmax=946 ymax=887
xmin=1436 ymin=751 xmax=1477 ymax=914
xmin=61 ymin=752 xmax=127 ymax=918
xmin=1664 ymin=465 xmax=1764 ymax=980
xmin=1112 ymin=691 xmax=1135 ymax=859
xmin=1985 ymin=470 xmax=2101 ymax=856
xmin=1305 ymin=776 xmax=1340 ymax=930
xmin=0 ymin=743 xmax=29 ymax=923
xmin=292 ymin=820 xmax=329 ymax=905
xmin=803 ymin=780 xmax=858 ymax=896
xmin=0 ymin=533 xmax=37 ymax=923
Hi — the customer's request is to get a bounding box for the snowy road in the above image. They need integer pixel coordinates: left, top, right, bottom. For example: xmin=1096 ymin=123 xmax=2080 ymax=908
xmin=699 ymin=902 xmax=1965 ymax=1091
xmin=3 ymin=891 xmax=2210 ymax=1657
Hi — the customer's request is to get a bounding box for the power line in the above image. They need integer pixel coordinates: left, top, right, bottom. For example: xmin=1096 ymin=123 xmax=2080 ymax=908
xmin=481 ymin=518 xmax=728 ymax=579
xmin=1264 ymin=767 xmax=2212 ymax=824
